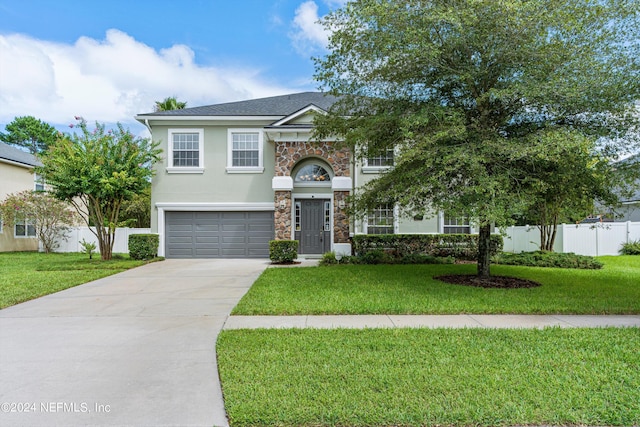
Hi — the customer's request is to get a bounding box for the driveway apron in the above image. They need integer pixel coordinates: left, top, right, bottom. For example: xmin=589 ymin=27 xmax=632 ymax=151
xmin=0 ymin=259 xmax=268 ymax=427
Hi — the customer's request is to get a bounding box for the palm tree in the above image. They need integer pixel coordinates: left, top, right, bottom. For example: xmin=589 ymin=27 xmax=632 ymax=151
xmin=154 ymin=96 xmax=187 ymax=112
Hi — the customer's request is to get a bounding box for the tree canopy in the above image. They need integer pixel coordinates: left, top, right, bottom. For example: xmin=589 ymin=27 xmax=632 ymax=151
xmin=0 ymin=116 xmax=59 ymax=154
xmin=313 ymin=0 xmax=640 ymax=277
xmin=154 ymin=96 xmax=187 ymax=112
xmin=37 ymin=118 xmax=162 ymax=260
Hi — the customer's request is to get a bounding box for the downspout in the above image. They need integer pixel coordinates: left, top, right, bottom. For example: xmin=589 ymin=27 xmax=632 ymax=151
xmin=143 ymin=119 xmax=152 ymax=135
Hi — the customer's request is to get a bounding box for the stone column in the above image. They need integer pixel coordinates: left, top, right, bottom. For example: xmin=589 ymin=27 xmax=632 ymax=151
xmin=273 ymin=175 xmax=294 ymax=241
xmin=333 ymin=191 xmax=350 ymax=244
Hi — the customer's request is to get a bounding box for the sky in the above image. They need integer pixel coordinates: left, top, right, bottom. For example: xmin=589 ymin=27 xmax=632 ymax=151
xmin=0 ymin=0 xmax=346 ymax=136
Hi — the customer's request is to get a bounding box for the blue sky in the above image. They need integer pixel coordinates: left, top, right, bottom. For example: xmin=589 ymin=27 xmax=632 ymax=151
xmin=0 ymin=0 xmax=345 ymax=135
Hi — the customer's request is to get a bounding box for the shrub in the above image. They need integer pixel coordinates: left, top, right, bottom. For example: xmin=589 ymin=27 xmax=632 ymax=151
xmin=320 ymin=251 xmax=338 ymax=266
xmin=352 ymin=234 xmax=503 ymax=261
xmin=399 ymin=253 xmax=455 ymax=265
xmin=493 ymin=251 xmax=603 ymax=269
xmin=128 ymin=234 xmax=159 ymax=260
xmin=269 ymin=240 xmax=298 ymax=264
xmin=620 ymin=240 xmax=640 ymax=255
xmin=79 ymin=239 xmax=97 ymax=259
xmin=360 ymin=249 xmax=393 ymax=265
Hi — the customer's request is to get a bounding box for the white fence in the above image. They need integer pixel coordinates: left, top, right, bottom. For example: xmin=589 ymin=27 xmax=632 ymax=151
xmin=503 ymin=222 xmax=640 ymax=256
xmin=54 ymin=227 xmax=152 ymax=254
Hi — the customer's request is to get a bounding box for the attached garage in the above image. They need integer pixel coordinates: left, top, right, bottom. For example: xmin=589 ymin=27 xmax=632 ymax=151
xmin=165 ymin=211 xmax=274 ymax=258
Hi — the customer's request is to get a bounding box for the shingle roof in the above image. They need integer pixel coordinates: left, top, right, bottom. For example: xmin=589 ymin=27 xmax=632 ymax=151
xmin=137 ymin=92 xmax=341 ymax=117
xmin=0 ymin=142 xmax=39 ymax=167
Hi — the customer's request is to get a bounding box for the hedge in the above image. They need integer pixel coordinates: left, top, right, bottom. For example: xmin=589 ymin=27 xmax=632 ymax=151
xmin=269 ymin=240 xmax=299 ymax=264
xmin=128 ymin=234 xmax=159 ymax=260
xmin=352 ymin=234 xmax=503 ymax=261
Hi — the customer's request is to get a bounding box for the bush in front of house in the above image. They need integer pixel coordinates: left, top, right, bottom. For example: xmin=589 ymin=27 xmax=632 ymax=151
xmin=620 ymin=240 xmax=640 ymax=255
xmin=493 ymin=251 xmax=603 ymax=269
xmin=352 ymin=234 xmax=503 ymax=261
xmin=129 ymin=234 xmax=159 ymax=260
xmin=319 ymin=251 xmax=357 ymax=266
xmin=319 ymin=250 xmax=454 ymax=266
xmin=269 ymin=240 xmax=299 ymax=264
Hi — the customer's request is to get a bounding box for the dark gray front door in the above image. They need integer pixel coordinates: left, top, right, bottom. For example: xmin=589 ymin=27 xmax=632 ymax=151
xmin=299 ymin=199 xmax=330 ymax=254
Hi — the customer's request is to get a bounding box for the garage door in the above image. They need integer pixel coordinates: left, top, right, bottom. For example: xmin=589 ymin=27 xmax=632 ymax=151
xmin=165 ymin=211 xmax=274 ymax=258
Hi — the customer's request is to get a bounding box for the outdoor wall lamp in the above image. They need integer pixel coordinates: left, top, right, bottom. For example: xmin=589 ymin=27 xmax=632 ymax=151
xmin=279 ymin=200 xmax=287 ymax=209
xmin=338 ymin=200 xmax=346 ymax=209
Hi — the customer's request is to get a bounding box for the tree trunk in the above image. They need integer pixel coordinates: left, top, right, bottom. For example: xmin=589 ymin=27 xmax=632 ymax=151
xmin=477 ymin=223 xmax=492 ymax=278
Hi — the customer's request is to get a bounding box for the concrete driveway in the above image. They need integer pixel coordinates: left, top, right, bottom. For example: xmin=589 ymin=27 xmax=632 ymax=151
xmin=0 ymin=259 xmax=268 ymax=427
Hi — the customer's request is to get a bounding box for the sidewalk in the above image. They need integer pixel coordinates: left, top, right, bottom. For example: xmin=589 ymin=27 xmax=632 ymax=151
xmin=224 ymin=314 xmax=640 ymax=330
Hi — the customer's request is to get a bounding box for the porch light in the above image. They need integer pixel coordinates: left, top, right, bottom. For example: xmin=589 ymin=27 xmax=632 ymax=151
xmin=338 ymin=200 xmax=346 ymax=209
xmin=279 ymin=200 xmax=287 ymax=209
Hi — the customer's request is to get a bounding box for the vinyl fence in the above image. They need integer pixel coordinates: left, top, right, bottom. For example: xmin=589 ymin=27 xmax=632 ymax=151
xmin=503 ymin=222 xmax=640 ymax=256
xmin=53 ymin=227 xmax=152 ymax=254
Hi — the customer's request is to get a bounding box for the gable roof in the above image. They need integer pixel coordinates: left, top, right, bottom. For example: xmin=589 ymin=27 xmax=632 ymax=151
xmin=0 ymin=142 xmax=39 ymax=168
xmin=136 ymin=92 xmax=341 ymax=118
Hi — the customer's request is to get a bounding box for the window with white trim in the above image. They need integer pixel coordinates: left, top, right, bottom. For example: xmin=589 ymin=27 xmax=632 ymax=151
xmin=324 ymin=201 xmax=331 ymax=231
xmin=443 ymin=215 xmax=471 ymax=234
xmin=367 ymin=204 xmax=394 ymax=235
xmin=362 ymin=148 xmax=395 ymax=174
xmin=34 ymin=174 xmax=45 ymax=192
xmin=227 ymin=129 xmax=264 ymax=173
xmin=295 ymin=201 xmax=301 ymax=232
xmin=15 ymin=216 xmax=36 ymax=238
xmin=167 ymin=129 xmax=204 ymax=173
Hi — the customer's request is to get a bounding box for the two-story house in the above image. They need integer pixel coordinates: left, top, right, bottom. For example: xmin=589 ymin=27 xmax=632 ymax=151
xmin=0 ymin=142 xmax=41 ymax=252
xmin=136 ymin=92 xmax=471 ymax=259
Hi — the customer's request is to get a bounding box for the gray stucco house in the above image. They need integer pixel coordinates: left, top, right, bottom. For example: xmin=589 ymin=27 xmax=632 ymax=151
xmin=136 ymin=92 xmax=468 ymax=258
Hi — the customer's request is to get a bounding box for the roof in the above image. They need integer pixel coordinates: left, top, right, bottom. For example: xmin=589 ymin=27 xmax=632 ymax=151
xmin=0 ymin=142 xmax=39 ymax=168
xmin=136 ymin=92 xmax=341 ymax=118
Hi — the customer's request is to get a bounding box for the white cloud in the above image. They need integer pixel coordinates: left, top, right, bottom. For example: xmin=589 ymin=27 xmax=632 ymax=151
xmin=0 ymin=30 xmax=295 ymax=128
xmin=290 ymin=1 xmax=330 ymax=56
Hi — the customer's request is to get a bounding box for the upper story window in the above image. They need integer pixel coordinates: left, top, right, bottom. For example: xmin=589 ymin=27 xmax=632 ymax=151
xmin=363 ymin=148 xmax=394 ymax=173
xmin=443 ymin=215 xmax=471 ymax=234
xmin=167 ymin=129 xmax=204 ymax=173
xmin=227 ymin=129 xmax=264 ymax=173
xmin=367 ymin=204 xmax=395 ymax=235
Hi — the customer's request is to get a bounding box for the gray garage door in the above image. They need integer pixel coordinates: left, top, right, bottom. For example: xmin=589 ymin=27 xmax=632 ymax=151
xmin=165 ymin=211 xmax=274 ymax=258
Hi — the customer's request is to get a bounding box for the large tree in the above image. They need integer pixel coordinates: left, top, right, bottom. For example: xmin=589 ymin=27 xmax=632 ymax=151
xmin=518 ymin=129 xmax=627 ymax=251
xmin=37 ymin=118 xmax=162 ymax=260
xmin=313 ymin=0 xmax=640 ymax=278
xmin=0 ymin=116 xmax=59 ymax=154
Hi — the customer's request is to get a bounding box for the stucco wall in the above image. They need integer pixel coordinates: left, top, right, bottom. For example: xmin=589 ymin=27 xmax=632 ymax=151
xmin=0 ymin=161 xmax=39 ymax=251
xmin=150 ymin=122 xmax=276 ymax=232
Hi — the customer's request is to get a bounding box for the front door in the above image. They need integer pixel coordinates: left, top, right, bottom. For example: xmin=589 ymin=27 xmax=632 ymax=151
xmin=298 ymin=199 xmax=331 ymax=254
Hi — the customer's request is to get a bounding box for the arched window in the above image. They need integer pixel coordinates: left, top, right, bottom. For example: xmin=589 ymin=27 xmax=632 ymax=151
xmin=294 ymin=164 xmax=331 ymax=183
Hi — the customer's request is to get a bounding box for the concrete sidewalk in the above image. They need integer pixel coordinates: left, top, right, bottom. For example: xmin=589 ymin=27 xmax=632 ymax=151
xmin=224 ymin=314 xmax=640 ymax=330
xmin=0 ymin=259 xmax=268 ymax=427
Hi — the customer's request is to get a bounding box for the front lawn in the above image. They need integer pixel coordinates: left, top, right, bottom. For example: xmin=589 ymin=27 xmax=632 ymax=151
xmin=0 ymin=252 xmax=156 ymax=309
xmin=218 ymin=327 xmax=640 ymax=426
xmin=232 ymin=256 xmax=640 ymax=314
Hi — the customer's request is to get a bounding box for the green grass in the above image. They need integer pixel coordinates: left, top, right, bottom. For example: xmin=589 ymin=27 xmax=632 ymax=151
xmin=232 ymin=255 xmax=640 ymax=314
xmin=218 ymin=327 xmax=640 ymax=426
xmin=0 ymin=252 xmax=157 ymax=308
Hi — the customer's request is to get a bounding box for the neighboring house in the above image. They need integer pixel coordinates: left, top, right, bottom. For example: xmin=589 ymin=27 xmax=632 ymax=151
xmin=136 ymin=92 xmax=471 ymax=259
xmin=0 ymin=142 xmax=41 ymax=252
xmin=611 ymin=154 xmax=640 ymax=222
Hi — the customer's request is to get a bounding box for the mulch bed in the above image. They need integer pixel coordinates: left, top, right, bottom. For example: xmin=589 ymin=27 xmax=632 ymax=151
xmin=434 ymin=274 xmax=542 ymax=289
